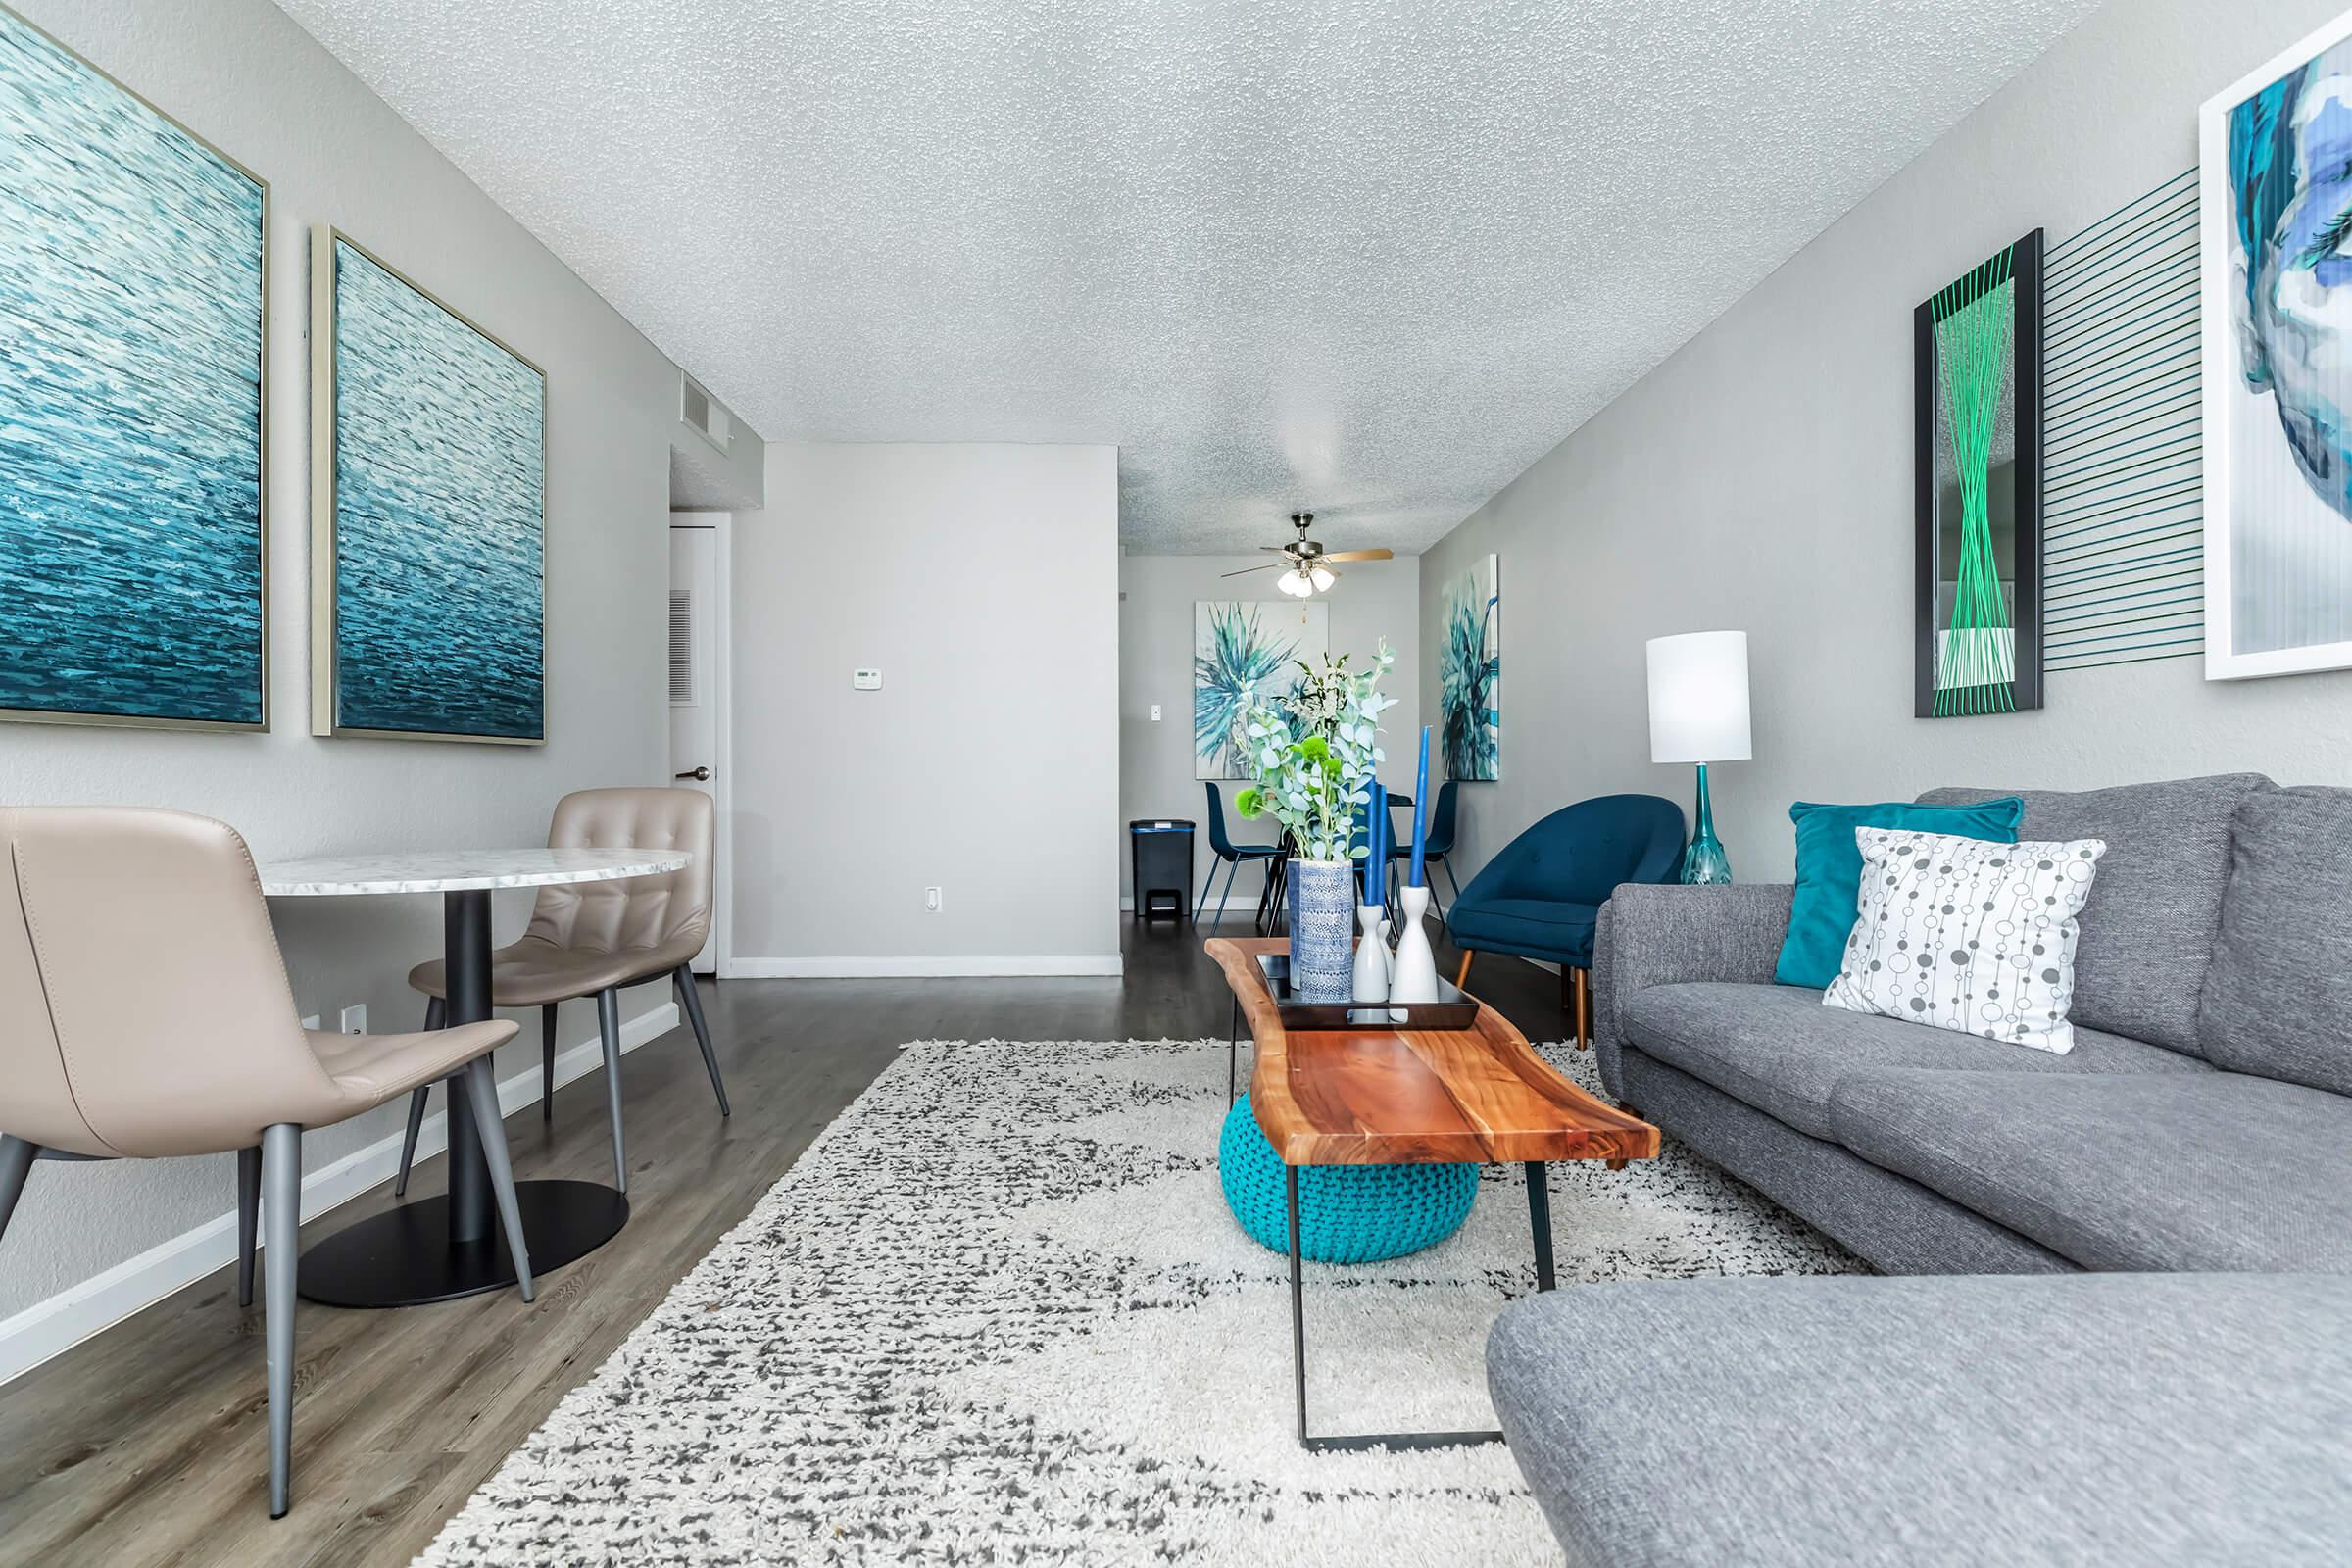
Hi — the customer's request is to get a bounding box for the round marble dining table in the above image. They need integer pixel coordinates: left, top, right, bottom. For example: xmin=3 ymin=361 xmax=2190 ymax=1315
xmin=258 ymin=847 xmax=692 ymax=1308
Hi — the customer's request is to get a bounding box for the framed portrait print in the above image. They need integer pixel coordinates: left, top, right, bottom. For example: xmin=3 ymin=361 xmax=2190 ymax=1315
xmin=2202 ymin=8 xmax=2352 ymax=679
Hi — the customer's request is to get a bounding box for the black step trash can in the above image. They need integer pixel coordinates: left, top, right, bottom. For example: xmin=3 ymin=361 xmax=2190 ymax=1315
xmin=1128 ymin=819 xmax=1197 ymax=924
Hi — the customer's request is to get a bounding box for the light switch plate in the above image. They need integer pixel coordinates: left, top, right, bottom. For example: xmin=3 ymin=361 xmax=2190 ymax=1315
xmin=1150 ymin=704 xmax=1162 ymax=721
xmin=853 ymin=667 xmax=883 ymax=690
xmin=339 ymin=1003 xmax=367 ymax=1035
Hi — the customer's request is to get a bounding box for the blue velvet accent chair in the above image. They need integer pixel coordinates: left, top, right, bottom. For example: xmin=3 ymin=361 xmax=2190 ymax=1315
xmin=1445 ymin=793 xmax=1686 ymax=1046
xmin=1198 ymin=782 xmax=1282 ymax=928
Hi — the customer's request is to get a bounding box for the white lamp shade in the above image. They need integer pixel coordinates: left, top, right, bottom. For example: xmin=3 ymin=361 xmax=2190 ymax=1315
xmin=1647 ymin=630 xmax=1752 ymax=764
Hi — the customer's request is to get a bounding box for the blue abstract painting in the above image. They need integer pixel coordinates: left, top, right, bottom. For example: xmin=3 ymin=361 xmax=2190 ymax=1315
xmin=1194 ymin=600 xmax=1324 ymax=779
xmin=0 ymin=9 xmax=266 ymax=727
xmin=324 ymin=233 xmax=545 ymax=741
xmin=1440 ymin=554 xmax=1499 ymax=780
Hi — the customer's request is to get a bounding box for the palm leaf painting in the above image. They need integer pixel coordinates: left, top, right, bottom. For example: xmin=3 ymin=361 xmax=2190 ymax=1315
xmin=1440 ymin=556 xmax=1500 ymax=780
xmin=1194 ymin=601 xmax=1326 ymax=779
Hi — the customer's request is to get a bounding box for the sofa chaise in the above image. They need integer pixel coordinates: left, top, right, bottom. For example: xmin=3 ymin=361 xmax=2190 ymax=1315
xmin=1487 ymin=773 xmax=2352 ymax=1564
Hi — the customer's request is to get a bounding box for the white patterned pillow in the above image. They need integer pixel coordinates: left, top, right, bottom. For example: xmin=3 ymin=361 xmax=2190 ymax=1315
xmin=1824 ymin=826 xmax=2108 ymax=1054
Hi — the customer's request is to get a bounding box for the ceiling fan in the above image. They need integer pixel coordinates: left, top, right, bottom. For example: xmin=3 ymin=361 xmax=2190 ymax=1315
xmin=1221 ymin=513 xmax=1393 ymax=597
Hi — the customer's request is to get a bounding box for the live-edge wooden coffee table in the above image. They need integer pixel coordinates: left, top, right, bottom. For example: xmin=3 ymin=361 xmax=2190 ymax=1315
xmin=1205 ymin=936 xmax=1660 ymax=1452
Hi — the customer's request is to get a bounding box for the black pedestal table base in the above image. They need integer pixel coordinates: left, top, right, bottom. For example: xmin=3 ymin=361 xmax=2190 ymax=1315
xmin=293 ymin=878 xmax=636 ymax=1307
xmin=297 ymin=1181 xmax=628 ymax=1308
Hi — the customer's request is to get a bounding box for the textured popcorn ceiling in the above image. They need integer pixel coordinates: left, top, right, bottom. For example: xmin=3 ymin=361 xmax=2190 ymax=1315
xmin=275 ymin=0 xmax=2099 ymax=553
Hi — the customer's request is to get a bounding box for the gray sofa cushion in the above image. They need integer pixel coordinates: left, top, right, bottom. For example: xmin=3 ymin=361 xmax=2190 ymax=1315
xmin=1918 ymin=772 xmax=2270 ymax=1054
xmin=1830 ymin=1069 xmax=2352 ymax=1272
xmin=1619 ymin=1049 xmax=2073 ymax=1276
xmin=1619 ymin=981 xmax=2209 ymax=1142
xmin=1488 ymin=1272 xmax=2352 ymax=1568
xmin=2199 ymin=785 xmax=2352 ymax=1095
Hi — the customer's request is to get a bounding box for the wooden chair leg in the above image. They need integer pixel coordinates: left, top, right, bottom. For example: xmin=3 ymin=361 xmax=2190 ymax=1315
xmin=1572 ymin=967 xmax=1592 ymax=1050
xmin=1453 ymin=950 xmax=1475 ymax=990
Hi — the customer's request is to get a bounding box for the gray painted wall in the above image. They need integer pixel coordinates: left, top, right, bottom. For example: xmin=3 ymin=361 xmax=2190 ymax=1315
xmin=0 ymin=0 xmax=693 ymax=1328
xmin=1119 ymin=556 xmax=1421 ymax=908
xmin=671 ymin=382 xmax=765 ymax=511
xmin=733 ymin=441 xmax=1120 ymax=969
xmin=1419 ymin=0 xmax=2352 ymax=892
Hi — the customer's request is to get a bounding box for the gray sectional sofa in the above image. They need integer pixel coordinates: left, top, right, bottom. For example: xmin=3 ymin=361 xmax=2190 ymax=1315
xmin=1487 ymin=774 xmax=2352 ymax=1564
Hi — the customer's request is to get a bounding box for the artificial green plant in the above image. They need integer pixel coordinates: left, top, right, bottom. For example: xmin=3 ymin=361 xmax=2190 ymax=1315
xmin=1232 ymin=642 xmax=1396 ymax=863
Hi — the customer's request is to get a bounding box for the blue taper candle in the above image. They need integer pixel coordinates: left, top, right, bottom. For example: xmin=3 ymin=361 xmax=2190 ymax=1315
xmin=1409 ymin=726 xmax=1430 ymax=887
xmin=1367 ymin=782 xmax=1387 ymax=910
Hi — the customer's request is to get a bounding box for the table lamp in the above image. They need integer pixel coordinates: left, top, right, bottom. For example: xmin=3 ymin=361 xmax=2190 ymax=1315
xmin=1645 ymin=630 xmax=1751 ymax=885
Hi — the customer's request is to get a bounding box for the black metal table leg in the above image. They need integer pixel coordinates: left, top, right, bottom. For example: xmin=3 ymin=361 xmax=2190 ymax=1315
xmin=1527 ymin=1160 xmax=1556 ymax=1292
xmin=1229 ymin=995 xmax=1242 ymax=1104
xmin=297 ymin=888 xmax=630 ymax=1307
xmin=1283 ymin=1163 xmax=1511 ymax=1452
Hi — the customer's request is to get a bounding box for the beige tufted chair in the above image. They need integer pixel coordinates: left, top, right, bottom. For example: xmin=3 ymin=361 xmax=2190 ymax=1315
xmin=398 ymin=787 xmax=726 ymax=1198
xmin=0 ymin=807 xmax=532 ymax=1519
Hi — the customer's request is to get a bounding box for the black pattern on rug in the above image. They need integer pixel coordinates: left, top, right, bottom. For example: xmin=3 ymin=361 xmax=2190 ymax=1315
xmin=416 ymin=1039 xmax=1862 ymax=1566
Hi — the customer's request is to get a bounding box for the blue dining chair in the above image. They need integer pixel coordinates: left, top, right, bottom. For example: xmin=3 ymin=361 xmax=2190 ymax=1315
xmin=1386 ymin=781 xmax=1463 ymax=917
xmin=1199 ymin=782 xmax=1282 ymax=928
xmin=1445 ymin=793 xmax=1685 ymax=1046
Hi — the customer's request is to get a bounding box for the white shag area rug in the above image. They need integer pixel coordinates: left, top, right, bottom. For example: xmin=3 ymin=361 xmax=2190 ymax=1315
xmin=416 ymin=1038 xmax=1862 ymax=1566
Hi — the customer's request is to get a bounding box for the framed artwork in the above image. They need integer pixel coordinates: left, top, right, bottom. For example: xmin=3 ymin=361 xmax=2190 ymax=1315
xmin=2202 ymin=11 xmax=2352 ymax=679
xmin=1193 ymin=600 xmax=1325 ymax=780
xmin=0 ymin=5 xmax=267 ymax=731
xmin=312 ymin=224 xmax=547 ymax=743
xmin=1440 ymin=554 xmax=1500 ymax=779
xmin=1914 ymin=231 xmax=2044 ymax=717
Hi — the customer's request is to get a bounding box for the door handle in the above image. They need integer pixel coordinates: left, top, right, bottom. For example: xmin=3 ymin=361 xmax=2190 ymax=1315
xmin=675 ymin=766 xmax=711 ymax=782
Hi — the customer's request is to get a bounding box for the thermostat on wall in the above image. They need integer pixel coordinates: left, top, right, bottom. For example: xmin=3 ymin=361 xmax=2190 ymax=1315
xmin=853 ymin=667 xmax=883 ymax=690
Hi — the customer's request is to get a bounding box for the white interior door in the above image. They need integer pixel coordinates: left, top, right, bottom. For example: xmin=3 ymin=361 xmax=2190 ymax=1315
xmin=669 ymin=516 xmax=729 ymax=974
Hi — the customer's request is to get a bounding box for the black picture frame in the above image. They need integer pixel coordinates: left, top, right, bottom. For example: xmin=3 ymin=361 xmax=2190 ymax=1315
xmin=1914 ymin=228 xmax=2044 ymax=718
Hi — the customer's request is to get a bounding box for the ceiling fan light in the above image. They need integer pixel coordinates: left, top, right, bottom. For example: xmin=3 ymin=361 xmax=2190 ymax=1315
xmin=1308 ymin=563 xmax=1336 ymax=592
xmin=1285 ymin=567 xmax=1315 ymax=597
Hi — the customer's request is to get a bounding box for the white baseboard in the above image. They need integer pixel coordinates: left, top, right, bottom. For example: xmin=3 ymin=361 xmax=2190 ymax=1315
xmin=731 ymin=955 xmax=1124 ymax=978
xmin=0 ymin=1001 xmax=680 ymax=1389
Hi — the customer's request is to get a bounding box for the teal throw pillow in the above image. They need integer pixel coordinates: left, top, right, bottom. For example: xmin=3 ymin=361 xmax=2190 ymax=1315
xmin=1773 ymin=797 xmax=2026 ymax=989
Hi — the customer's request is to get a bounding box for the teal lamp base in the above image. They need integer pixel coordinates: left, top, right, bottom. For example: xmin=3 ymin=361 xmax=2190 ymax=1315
xmin=1680 ymin=762 xmax=1734 ymax=885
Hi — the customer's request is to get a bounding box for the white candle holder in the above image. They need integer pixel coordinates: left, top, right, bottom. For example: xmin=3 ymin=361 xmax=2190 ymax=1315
xmin=1388 ymin=884 xmax=1440 ymax=1004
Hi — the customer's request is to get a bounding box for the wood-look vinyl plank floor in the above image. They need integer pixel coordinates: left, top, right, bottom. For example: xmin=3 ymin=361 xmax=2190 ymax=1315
xmin=0 ymin=914 xmax=1563 ymax=1567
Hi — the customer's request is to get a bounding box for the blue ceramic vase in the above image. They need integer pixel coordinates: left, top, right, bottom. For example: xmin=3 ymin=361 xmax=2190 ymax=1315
xmin=1287 ymin=858 xmax=1355 ymax=1004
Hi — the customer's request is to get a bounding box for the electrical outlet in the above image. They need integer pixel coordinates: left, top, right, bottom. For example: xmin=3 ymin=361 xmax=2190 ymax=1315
xmin=339 ymin=1003 xmax=367 ymax=1035
xmin=924 ymin=886 xmax=943 ymax=913
xmin=1150 ymin=703 xmax=1161 ymax=722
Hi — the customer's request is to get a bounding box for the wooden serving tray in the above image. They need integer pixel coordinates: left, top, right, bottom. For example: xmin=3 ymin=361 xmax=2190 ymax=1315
xmin=1253 ymin=951 xmax=1482 ymax=1031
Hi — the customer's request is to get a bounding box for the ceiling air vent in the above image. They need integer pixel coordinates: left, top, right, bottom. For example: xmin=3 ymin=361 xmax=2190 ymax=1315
xmin=679 ymin=372 xmax=731 ymax=456
xmin=668 ymin=589 xmax=696 ymax=707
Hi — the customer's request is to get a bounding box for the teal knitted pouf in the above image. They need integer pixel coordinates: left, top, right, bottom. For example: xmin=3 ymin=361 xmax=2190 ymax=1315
xmin=1218 ymin=1093 xmax=1478 ymax=1263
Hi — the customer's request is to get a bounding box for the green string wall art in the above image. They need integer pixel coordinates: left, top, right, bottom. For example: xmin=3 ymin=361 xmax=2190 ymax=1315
xmin=1914 ymin=230 xmax=2045 ymax=718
